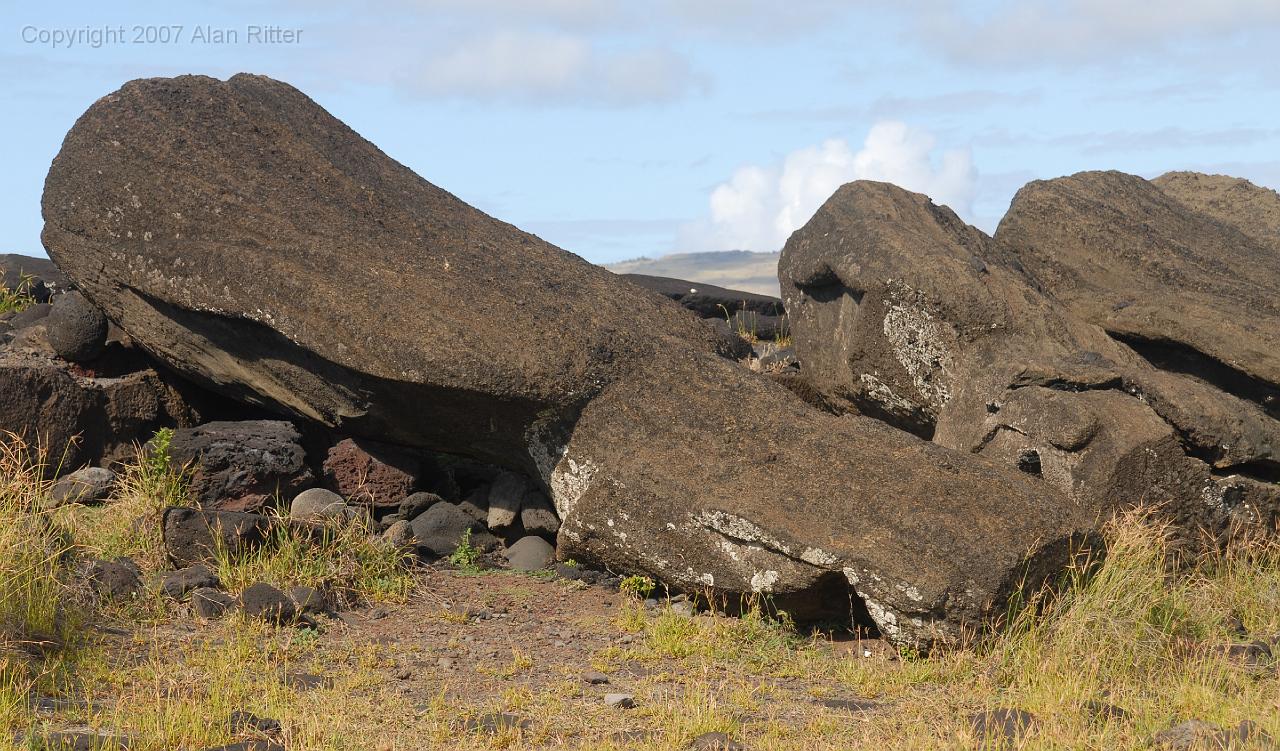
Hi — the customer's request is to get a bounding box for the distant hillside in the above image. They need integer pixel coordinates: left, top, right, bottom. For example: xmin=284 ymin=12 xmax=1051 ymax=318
xmin=606 ymin=250 xmax=781 ymax=296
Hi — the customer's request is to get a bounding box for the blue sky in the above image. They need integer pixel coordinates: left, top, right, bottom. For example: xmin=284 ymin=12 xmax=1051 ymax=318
xmin=3 ymin=0 xmax=1279 ymax=264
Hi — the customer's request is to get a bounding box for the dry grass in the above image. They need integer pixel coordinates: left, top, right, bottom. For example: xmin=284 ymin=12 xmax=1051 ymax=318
xmin=578 ymin=512 xmax=1280 ymax=750
xmin=62 ymin=430 xmax=187 ymax=572
xmin=0 ymin=271 xmax=38 ymax=314
xmin=0 ymin=437 xmax=81 ymax=738
xmin=66 ymin=618 xmax=398 ymax=750
xmin=211 ymin=516 xmax=416 ymax=608
xmin=1 ymin=428 xmax=1277 ymax=749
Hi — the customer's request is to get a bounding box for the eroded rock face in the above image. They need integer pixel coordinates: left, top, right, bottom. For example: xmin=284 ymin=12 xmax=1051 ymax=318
xmin=1150 ymin=172 xmax=1280 ymax=255
xmin=41 ymin=73 xmax=728 ymax=473
xmin=41 ymin=74 xmax=1095 ymax=647
xmin=779 ymin=179 xmax=1279 ymax=540
xmin=546 ymin=346 xmax=1097 ymax=647
xmin=322 ymin=437 xmax=420 ymax=508
xmin=994 ymin=171 xmax=1280 ymax=419
xmin=0 ymin=350 xmax=202 ymax=472
xmin=167 ymin=420 xmax=314 ymax=511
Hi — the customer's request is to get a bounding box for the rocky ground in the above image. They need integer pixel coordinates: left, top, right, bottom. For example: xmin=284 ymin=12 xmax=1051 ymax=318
xmin=6 ymin=489 xmax=1280 ymax=750
xmin=0 ymin=428 xmax=1277 ymax=751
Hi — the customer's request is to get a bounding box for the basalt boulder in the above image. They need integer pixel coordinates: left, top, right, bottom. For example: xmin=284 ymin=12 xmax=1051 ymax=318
xmin=42 ymin=74 xmax=1096 ymax=647
xmin=163 ymin=506 xmax=272 ymax=566
xmin=994 ymin=171 xmax=1280 ymax=420
xmin=321 ymin=437 xmax=420 ymax=508
xmin=0 ymin=350 xmax=202 ymax=473
xmin=166 ymin=420 xmax=314 ymax=512
xmin=41 ymin=73 xmax=729 ymax=473
xmin=550 ymin=346 xmax=1097 ymax=647
xmin=45 ymin=291 xmax=109 ymax=363
xmin=779 ymin=180 xmax=1279 ymax=540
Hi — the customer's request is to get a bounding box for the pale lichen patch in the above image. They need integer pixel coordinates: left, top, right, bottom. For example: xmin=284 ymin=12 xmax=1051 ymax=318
xmin=750 ymin=569 xmax=780 ymax=593
xmin=881 ymin=282 xmax=954 ymax=413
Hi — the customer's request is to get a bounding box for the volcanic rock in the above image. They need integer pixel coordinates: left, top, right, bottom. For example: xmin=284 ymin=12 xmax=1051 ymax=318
xmin=288 ymin=585 xmax=327 ymax=614
xmin=41 ymin=74 xmax=729 ymax=473
xmin=411 ymin=502 xmax=498 ymax=558
xmin=41 ymin=74 xmax=1097 ymax=647
xmin=322 ymin=437 xmax=420 ymax=508
xmin=45 ymin=291 xmax=108 ymax=362
xmin=397 ymin=491 xmax=442 ymax=522
xmin=161 ymin=564 xmax=221 ymax=599
xmin=1151 ymin=171 xmax=1280 ymax=255
xmin=289 ymin=488 xmax=349 ymax=524
xmin=240 ymin=582 xmax=296 ymax=625
xmin=192 ymin=587 xmax=236 ymax=619
xmin=382 ymin=519 xmax=415 ymax=549
xmin=994 ymin=171 xmax=1280 ymax=422
xmin=485 ymin=471 xmax=528 ymax=532
xmin=503 ymin=535 xmax=555 ymax=571
xmin=50 ymin=466 xmax=117 ymax=505
xmin=519 ymin=490 xmax=560 ymax=537
xmin=84 ymin=557 xmax=143 ymax=601
xmin=779 ymin=179 xmax=1279 ymax=540
xmin=0 ymin=350 xmax=200 ymax=473
xmin=167 ymin=420 xmax=314 ymax=511
xmin=163 ymin=506 xmax=271 ymax=566
xmin=550 ymin=345 xmax=1096 ymax=646
xmin=7 ymin=303 xmax=51 ymax=330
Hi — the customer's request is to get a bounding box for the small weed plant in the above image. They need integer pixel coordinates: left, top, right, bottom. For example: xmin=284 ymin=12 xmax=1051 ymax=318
xmin=448 ymin=528 xmax=482 ymax=572
xmin=619 ymin=574 xmax=656 ymax=600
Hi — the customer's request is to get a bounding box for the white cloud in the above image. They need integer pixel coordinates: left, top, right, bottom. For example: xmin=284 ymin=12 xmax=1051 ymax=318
xmin=402 ymin=29 xmax=698 ymax=104
xmin=412 ymin=0 xmax=626 ymax=25
xmin=681 ymin=121 xmax=976 ymax=252
xmin=920 ymin=0 xmax=1280 ymax=65
xmin=659 ymin=0 xmax=865 ymax=37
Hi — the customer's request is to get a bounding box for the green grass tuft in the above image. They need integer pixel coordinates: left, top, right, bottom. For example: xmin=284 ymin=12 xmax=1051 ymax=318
xmin=0 ymin=271 xmax=38 ymax=315
xmin=213 ymin=515 xmax=415 ymax=607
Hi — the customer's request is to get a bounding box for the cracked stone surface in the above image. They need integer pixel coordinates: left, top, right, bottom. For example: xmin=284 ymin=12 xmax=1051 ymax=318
xmin=779 ymin=177 xmax=1279 ymax=543
xmin=550 ymin=345 xmax=1096 ymax=648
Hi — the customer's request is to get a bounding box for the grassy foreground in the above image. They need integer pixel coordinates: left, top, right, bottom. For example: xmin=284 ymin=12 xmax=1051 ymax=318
xmin=1 ymin=433 xmax=1277 ymax=750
